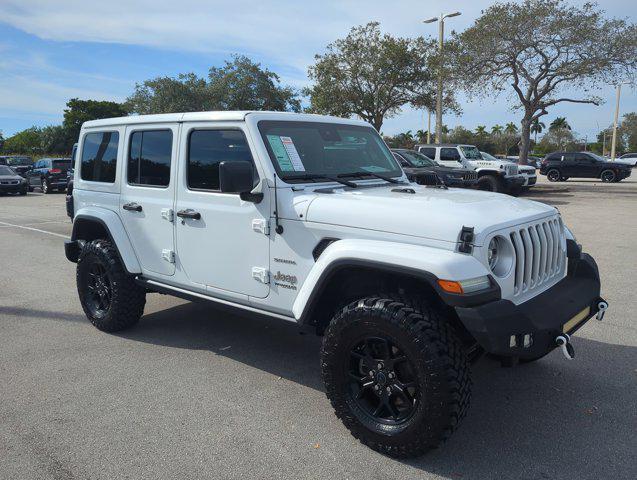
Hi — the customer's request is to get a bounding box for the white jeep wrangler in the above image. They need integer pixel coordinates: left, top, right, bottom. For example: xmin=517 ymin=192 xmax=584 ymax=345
xmin=65 ymin=112 xmax=606 ymax=458
xmin=415 ymin=143 xmax=526 ymax=193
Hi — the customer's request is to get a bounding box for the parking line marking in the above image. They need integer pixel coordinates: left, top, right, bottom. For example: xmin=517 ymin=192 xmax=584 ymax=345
xmin=0 ymin=220 xmax=70 ymax=239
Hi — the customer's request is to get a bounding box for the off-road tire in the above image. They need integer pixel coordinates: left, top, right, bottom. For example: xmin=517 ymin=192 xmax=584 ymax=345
xmin=600 ymin=169 xmax=616 ymax=183
xmin=476 ymin=175 xmax=502 ymax=192
xmin=547 ymin=169 xmax=561 ymax=182
xmin=77 ymin=239 xmax=146 ymax=332
xmin=321 ymin=295 xmax=471 ymax=458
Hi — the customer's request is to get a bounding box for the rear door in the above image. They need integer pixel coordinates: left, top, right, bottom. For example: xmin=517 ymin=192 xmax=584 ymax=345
xmin=119 ymin=124 xmax=179 ymax=277
xmin=438 ymin=147 xmax=461 ymax=168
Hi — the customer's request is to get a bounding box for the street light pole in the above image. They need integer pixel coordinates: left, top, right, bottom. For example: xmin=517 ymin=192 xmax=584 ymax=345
xmin=424 ymin=11 xmax=461 ymax=145
xmin=610 ymin=83 xmax=627 ymax=161
xmin=427 ymin=110 xmax=431 ymax=144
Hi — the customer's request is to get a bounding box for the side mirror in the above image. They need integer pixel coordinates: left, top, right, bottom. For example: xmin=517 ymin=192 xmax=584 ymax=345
xmin=219 ymin=161 xmax=262 ymax=203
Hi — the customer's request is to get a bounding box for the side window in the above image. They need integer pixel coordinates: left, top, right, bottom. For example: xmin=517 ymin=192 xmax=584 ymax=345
xmin=419 ymin=147 xmax=436 ymax=159
xmin=127 ymin=130 xmax=173 ymax=187
xmin=81 ymin=132 xmax=119 ymax=182
xmin=187 ymin=129 xmax=256 ymax=191
xmin=563 ymin=153 xmax=577 ymax=163
xmin=440 ymin=148 xmax=460 ymax=161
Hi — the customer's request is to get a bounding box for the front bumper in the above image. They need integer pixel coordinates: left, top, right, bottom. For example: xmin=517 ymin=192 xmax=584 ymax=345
xmin=0 ymin=182 xmax=27 ymax=193
xmin=455 ymin=246 xmax=603 ymax=359
xmin=503 ymin=175 xmax=526 ymax=188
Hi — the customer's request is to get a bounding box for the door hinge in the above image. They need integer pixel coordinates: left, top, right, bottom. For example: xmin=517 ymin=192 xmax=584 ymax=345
xmin=162 ymin=249 xmax=175 ymax=263
xmin=252 ymin=218 xmax=270 ymax=235
xmin=161 ymin=208 xmax=174 ymax=222
xmin=252 ymin=267 xmax=270 ymax=284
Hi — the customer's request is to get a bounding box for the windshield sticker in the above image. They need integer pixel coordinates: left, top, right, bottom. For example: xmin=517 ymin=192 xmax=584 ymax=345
xmin=266 ymin=135 xmax=295 ymax=171
xmin=266 ymin=135 xmax=306 ymax=172
xmin=280 ymin=136 xmax=306 ymax=172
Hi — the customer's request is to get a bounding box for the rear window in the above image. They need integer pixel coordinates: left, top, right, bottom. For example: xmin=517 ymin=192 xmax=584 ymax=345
xmin=53 ymin=160 xmax=71 ymax=168
xmin=128 ymin=130 xmax=173 ymax=187
xmin=418 ymin=147 xmax=436 ymax=159
xmin=440 ymin=148 xmax=461 ymax=161
xmin=81 ymin=132 xmax=119 ymax=183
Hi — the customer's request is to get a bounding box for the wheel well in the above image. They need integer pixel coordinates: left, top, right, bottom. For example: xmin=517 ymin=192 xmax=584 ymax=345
xmin=304 ymin=265 xmax=474 ymax=344
xmin=72 ymin=217 xmax=112 ymax=243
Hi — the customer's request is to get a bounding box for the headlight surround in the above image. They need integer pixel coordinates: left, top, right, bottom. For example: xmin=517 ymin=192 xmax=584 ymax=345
xmin=563 ymin=225 xmax=577 ymax=243
xmin=487 ymin=235 xmax=514 ymax=277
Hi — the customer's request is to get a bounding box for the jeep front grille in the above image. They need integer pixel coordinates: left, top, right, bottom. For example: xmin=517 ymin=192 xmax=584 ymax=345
xmin=509 ymin=218 xmax=565 ymax=295
xmin=462 ymin=171 xmax=478 ymax=181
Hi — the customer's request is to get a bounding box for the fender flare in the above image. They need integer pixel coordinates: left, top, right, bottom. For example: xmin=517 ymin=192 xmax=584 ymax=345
xmin=293 ymin=239 xmax=497 ymax=323
xmin=71 ymin=207 xmax=142 ymax=274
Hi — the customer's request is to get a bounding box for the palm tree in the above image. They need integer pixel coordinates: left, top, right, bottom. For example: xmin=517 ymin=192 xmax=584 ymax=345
xmin=505 ymin=122 xmax=518 ymax=134
xmin=531 ymin=119 xmax=546 ymax=144
xmin=549 ymin=117 xmax=571 ymax=132
xmin=491 ymin=124 xmax=503 ymax=136
xmin=475 ymin=125 xmax=488 ymax=137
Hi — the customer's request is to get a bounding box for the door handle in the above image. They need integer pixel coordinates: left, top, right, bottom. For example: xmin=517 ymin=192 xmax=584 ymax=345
xmin=176 ymin=209 xmax=201 ymax=220
xmin=123 ymin=202 xmax=142 ymax=212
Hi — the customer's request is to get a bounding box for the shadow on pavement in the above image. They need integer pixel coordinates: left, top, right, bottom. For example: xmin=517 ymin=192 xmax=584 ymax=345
xmin=0 ymin=306 xmax=87 ymax=323
xmin=120 ymin=299 xmax=635 ymax=479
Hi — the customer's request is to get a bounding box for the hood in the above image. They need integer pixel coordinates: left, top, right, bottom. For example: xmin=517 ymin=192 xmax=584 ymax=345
xmin=302 ymin=184 xmax=556 ymax=246
xmin=405 ymin=165 xmax=464 ymax=175
xmin=0 ymin=174 xmax=23 ymax=181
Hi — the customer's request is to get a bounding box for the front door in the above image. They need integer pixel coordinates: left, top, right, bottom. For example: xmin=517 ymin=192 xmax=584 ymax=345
xmin=120 ymin=124 xmax=178 ymax=276
xmin=175 ymin=124 xmax=270 ymax=298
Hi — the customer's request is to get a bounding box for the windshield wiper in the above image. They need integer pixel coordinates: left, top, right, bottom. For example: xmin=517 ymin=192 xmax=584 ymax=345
xmin=291 ymin=173 xmax=358 ymax=188
xmin=337 ymin=172 xmax=404 ymax=184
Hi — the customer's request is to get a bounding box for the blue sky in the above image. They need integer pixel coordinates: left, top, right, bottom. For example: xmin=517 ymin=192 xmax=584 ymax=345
xmin=1 ymin=0 xmax=635 ymax=140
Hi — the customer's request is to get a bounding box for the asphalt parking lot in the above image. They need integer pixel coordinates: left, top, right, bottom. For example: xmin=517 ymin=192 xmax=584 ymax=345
xmin=1 ymin=177 xmax=636 ymax=480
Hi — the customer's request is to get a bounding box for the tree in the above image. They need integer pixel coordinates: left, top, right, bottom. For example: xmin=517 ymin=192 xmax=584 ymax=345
xmin=449 ymin=0 xmax=637 ymax=164
xmin=305 ymin=22 xmax=438 ymax=130
xmin=530 ymin=119 xmax=545 ymax=144
xmin=491 ymin=124 xmax=503 ymax=136
xmin=126 ymin=56 xmax=300 ymax=115
xmin=549 ymin=117 xmax=571 ymax=132
xmin=40 ymin=125 xmax=68 ymax=155
xmin=63 ymin=98 xmax=128 ymax=149
xmin=475 ymin=125 xmax=488 ymax=138
xmin=620 ymin=112 xmax=637 ymax=152
xmin=1 ymin=127 xmax=43 ymax=154
xmin=208 ymin=55 xmax=300 ymax=112
xmin=126 ymin=73 xmax=211 ymax=115
xmin=504 ymin=122 xmax=518 ymax=134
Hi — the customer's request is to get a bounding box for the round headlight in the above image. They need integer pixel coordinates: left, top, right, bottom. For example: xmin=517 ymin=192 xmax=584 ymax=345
xmin=487 ymin=235 xmax=514 ymax=277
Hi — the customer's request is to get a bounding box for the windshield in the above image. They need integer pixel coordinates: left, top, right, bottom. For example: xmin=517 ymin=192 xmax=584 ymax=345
xmin=479 ymin=151 xmax=499 ymax=161
xmin=399 ymin=150 xmax=436 ymax=168
xmin=460 ymin=146 xmax=482 ymax=160
xmin=6 ymin=156 xmax=32 ymax=166
xmin=258 ymin=121 xmax=402 ymax=182
xmin=0 ymin=166 xmax=16 ymax=175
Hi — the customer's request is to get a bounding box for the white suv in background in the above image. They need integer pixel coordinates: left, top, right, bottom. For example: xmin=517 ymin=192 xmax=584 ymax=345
xmin=482 ymin=152 xmax=537 ymax=191
xmin=415 ymin=144 xmax=525 ymax=193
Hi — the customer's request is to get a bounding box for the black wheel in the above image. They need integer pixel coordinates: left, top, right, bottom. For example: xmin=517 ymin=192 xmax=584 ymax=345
xmin=476 ymin=175 xmax=502 ymax=192
xmin=27 ymin=185 xmax=34 ymax=192
xmin=600 ymin=169 xmax=616 ymax=182
xmin=41 ymin=178 xmax=50 ymax=194
xmin=547 ymin=169 xmax=561 ymax=182
xmin=321 ymin=296 xmax=471 ymax=458
xmin=77 ymin=239 xmax=146 ymax=332
xmin=19 ymin=189 xmax=27 ymax=196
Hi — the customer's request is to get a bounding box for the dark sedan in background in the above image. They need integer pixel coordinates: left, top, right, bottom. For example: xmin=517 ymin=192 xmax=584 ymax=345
xmin=392 ymin=149 xmax=478 ymax=188
xmin=0 ymin=165 xmax=28 ymax=195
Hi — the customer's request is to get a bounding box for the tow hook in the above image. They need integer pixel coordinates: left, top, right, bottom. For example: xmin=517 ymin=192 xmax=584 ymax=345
xmin=555 ymin=334 xmax=575 ymax=360
xmin=596 ymin=301 xmax=608 ymax=321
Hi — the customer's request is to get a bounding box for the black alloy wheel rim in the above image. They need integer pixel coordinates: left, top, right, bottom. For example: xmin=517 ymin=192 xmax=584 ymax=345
xmin=86 ymin=261 xmax=112 ymax=316
xmin=346 ymin=336 xmax=419 ymax=425
xmin=548 ymin=170 xmax=560 ymax=181
xmin=601 ymin=170 xmax=615 ymax=182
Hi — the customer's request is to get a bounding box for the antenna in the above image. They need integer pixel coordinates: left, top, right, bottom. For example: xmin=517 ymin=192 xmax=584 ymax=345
xmin=273 ymin=174 xmax=284 ymax=235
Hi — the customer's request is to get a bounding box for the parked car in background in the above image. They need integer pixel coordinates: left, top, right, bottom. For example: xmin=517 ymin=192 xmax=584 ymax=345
xmin=0 ymin=155 xmax=33 ymax=177
xmin=481 ymin=152 xmax=537 ymax=191
xmin=617 ymin=153 xmax=637 ymax=167
xmin=540 ymin=152 xmax=632 ymax=182
xmin=392 ymin=149 xmax=478 ymax=188
xmin=415 ymin=143 xmax=524 ymax=193
xmin=26 ymin=157 xmax=72 ymax=193
xmin=0 ymin=165 xmax=28 ymax=195
xmin=500 ymin=154 xmax=543 ymax=169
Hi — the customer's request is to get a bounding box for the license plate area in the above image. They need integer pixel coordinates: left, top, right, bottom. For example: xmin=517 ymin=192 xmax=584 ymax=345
xmin=563 ymin=306 xmax=591 ymax=333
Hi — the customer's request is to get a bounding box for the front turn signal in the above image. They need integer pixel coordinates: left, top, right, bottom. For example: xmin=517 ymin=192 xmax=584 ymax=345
xmin=437 ymin=280 xmax=464 ymax=294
